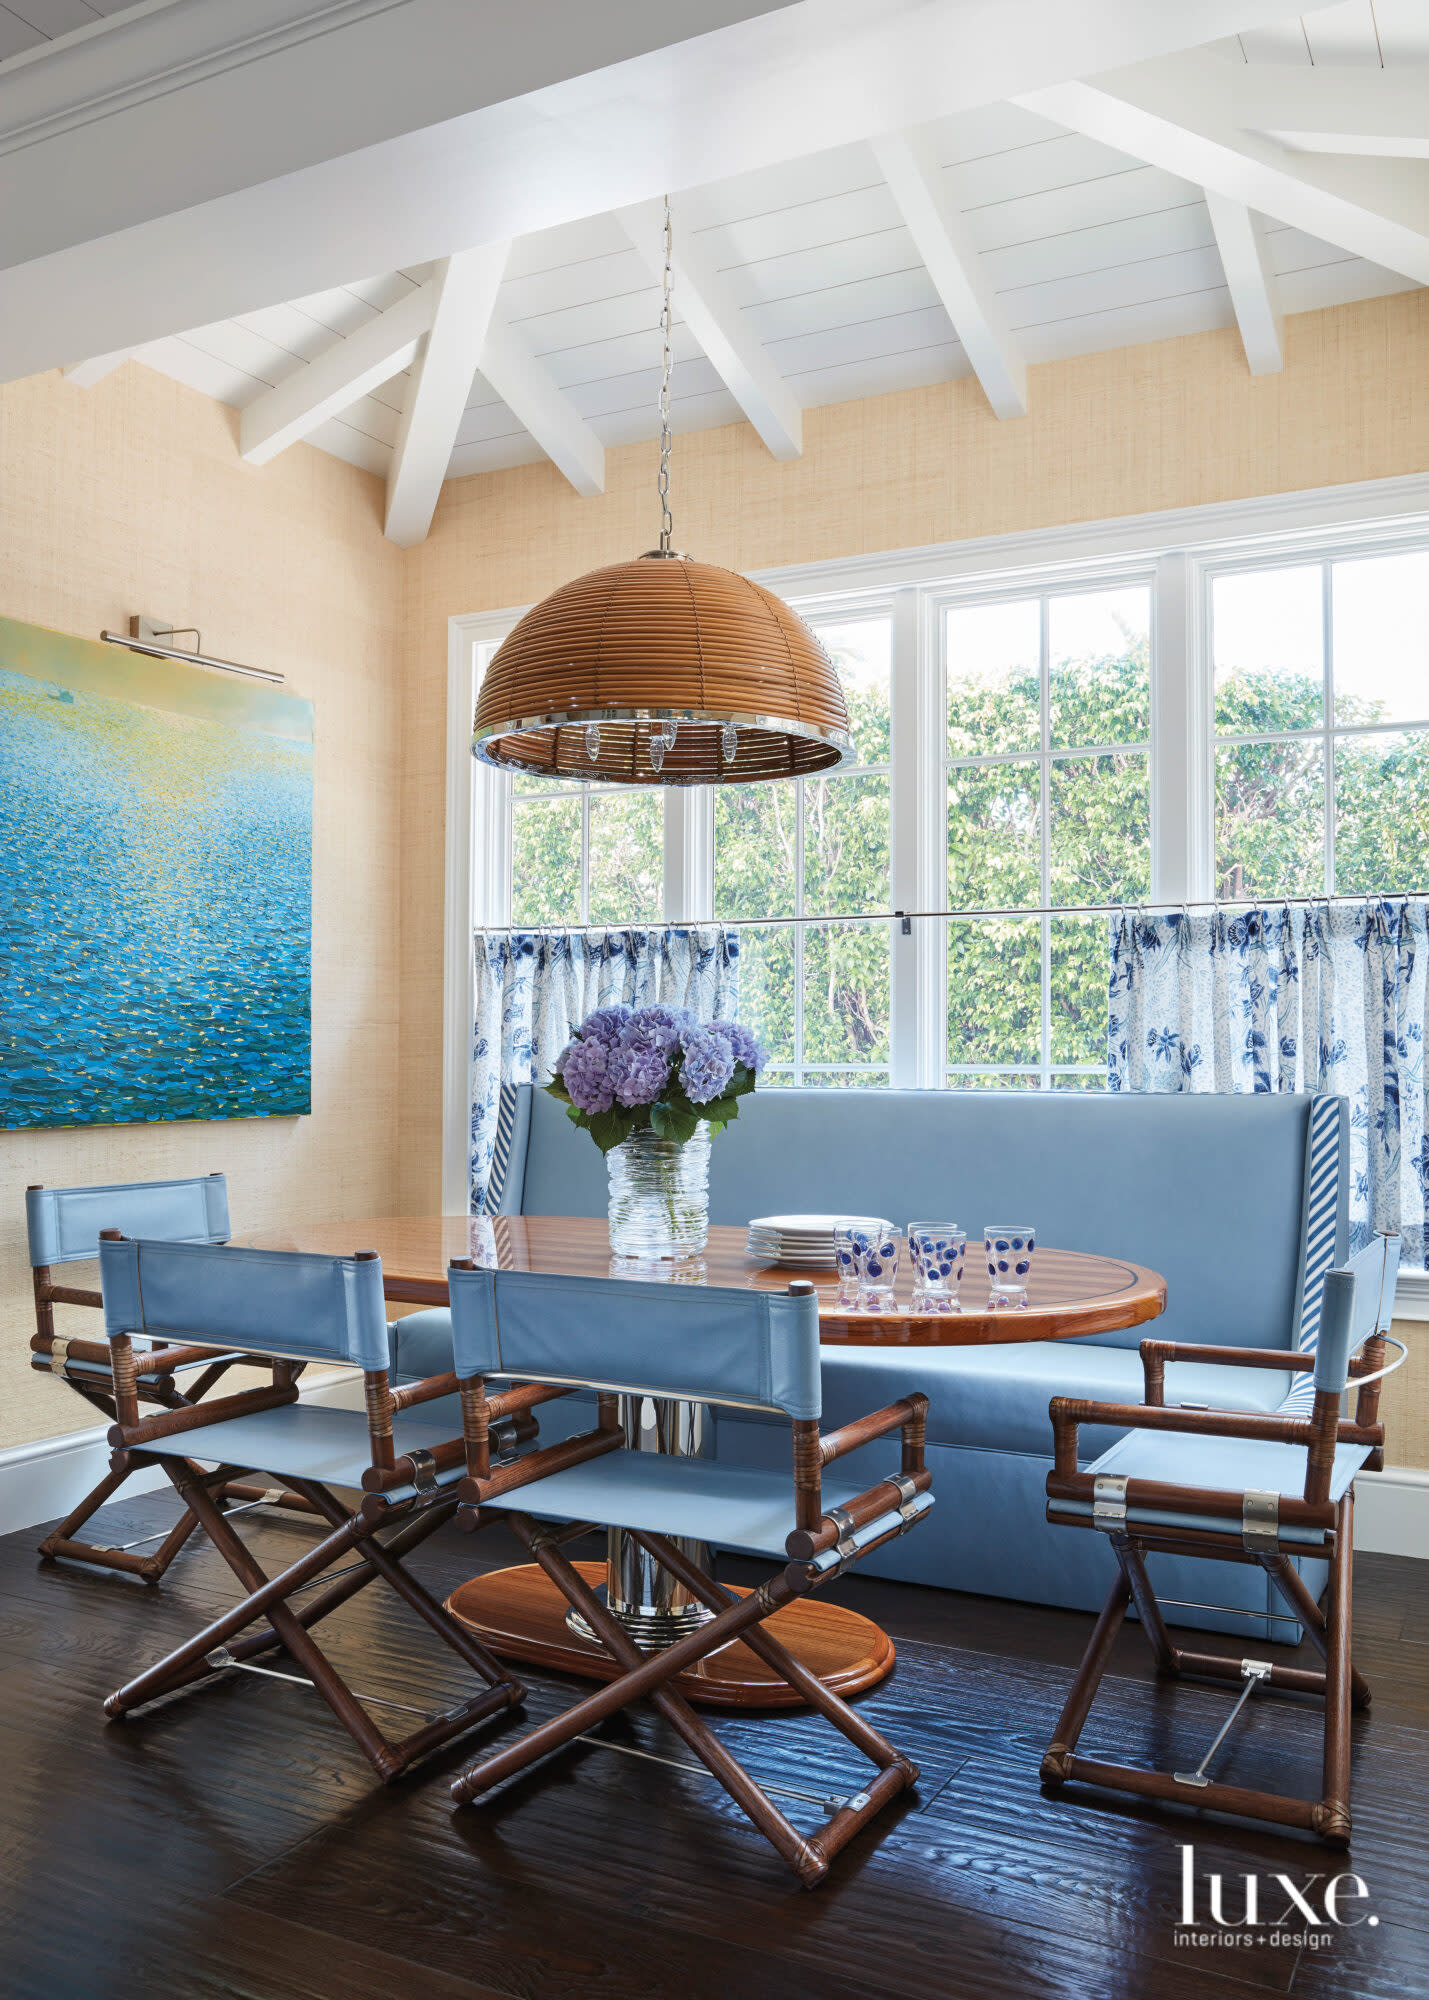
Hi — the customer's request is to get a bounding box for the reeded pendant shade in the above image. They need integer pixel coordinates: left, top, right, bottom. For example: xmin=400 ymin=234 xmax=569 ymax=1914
xmin=472 ymin=550 xmax=855 ymax=786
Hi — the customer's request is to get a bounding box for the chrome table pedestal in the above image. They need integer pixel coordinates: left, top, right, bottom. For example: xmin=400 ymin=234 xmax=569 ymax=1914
xmin=565 ymin=1393 xmax=715 ymax=1652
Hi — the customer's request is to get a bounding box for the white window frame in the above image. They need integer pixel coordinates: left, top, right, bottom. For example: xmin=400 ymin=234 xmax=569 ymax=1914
xmin=445 ymin=470 xmax=1429 ymax=1295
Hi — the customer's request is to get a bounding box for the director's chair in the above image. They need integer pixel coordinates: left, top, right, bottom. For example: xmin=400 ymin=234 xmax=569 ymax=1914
xmin=98 ymin=1235 xmax=530 ymax=1780
xmin=1041 ymin=1233 xmax=1403 ymax=1844
xmin=443 ymin=1262 xmax=935 ymax=1886
xmin=27 ymin=1175 xmax=314 ymax=1580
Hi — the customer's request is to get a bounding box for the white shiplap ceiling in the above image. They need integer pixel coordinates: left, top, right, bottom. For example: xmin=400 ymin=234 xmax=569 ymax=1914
xmin=69 ymin=0 xmax=1429 ymax=536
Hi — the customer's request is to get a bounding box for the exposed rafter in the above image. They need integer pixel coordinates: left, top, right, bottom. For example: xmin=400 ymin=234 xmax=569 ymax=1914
xmin=477 ymin=313 xmax=605 ymax=498
xmin=63 ymin=350 xmax=134 ymax=387
xmin=240 ymin=279 xmax=436 ymax=467
xmin=1018 ymin=54 xmax=1429 ymax=287
xmin=618 ymin=197 xmax=802 ymax=461
xmin=385 ymin=246 xmax=510 ymax=546
xmin=1205 ymin=192 xmax=1282 ymax=375
xmin=1232 ymin=63 xmax=1429 ymax=160
xmin=871 ymin=128 xmax=1027 ymax=420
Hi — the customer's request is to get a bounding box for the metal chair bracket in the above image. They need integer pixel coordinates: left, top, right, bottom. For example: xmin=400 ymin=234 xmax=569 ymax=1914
xmin=1092 ymin=1475 xmax=1129 ymax=1532
xmin=49 ymin=1336 xmax=72 ymax=1376
xmin=1242 ymin=1489 xmax=1281 ymax=1553
xmin=1173 ymin=1658 xmax=1272 ymax=1788
xmin=406 ymin=1448 xmax=439 ymax=1494
xmin=824 ymin=1503 xmax=859 ymax=1575
xmin=888 ymin=1472 xmax=921 ymax=1532
xmin=490 ymin=1416 xmax=522 ymax=1467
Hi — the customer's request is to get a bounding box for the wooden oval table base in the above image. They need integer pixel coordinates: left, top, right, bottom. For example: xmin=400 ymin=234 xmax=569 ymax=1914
xmin=445 ymin=1561 xmax=895 ymax=1710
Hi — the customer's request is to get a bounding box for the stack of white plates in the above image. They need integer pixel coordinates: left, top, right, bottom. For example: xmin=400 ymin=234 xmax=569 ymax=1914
xmin=745 ymin=1213 xmax=887 ymax=1268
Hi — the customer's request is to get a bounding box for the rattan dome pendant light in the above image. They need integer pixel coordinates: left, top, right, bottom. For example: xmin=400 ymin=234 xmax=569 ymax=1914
xmin=472 ymin=203 xmax=854 ymax=788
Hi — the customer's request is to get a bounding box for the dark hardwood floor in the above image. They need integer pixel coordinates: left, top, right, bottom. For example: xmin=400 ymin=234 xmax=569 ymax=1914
xmin=2 ymin=1485 xmax=1426 ymax=2000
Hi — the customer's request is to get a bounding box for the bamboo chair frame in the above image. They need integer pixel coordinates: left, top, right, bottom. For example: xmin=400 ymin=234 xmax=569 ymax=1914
xmin=99 ymin=1239 xmax=526 ymax=1781
xmin=446 ymin=1266 xmax=933 ymax=1887
xmin=28 ymin=1179 xmax=317 ymax=1581
xmin=1039 ymin=1316 xmax=1396 ymax=1846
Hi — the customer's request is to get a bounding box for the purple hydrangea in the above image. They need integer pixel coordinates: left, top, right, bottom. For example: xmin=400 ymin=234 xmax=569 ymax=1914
xmin=561 ymin=1035 xmax=616 ymax=1113
xmin=707 ymin=1019 xmax=764 ymax=1072
xmin=608 ymin=1036 xmax=674 ymax=1106
xmin=624 ymin=1003 xmax=692 ymax=1054
xmin=679 ymin=1024 xmax=736 ymax=1104
xmin=577 ymin=1003 xmax=633 ymax=1048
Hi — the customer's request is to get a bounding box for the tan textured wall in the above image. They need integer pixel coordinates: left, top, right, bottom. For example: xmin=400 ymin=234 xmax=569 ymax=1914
xmin=0 ymin=364 xmax=405 ymax=1449
xmin=1382 ymin=1322 xmax=1429 ymax=1471
xmin=400 ymin=291 xmax=1429 ymax=1216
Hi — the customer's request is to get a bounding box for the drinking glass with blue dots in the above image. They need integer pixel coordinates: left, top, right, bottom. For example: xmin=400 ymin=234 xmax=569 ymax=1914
xmin=984 ymin=1225 xmax=1035 ymax=1308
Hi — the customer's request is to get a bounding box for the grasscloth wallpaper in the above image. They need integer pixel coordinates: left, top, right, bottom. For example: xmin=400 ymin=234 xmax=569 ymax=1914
xmin=0 ymin=364 xmax=404 ymax=1449
xmin=2 ymin=290 xmax=1427 ymax=1460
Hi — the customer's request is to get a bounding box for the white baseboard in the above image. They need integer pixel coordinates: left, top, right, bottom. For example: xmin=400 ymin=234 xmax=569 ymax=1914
xmin=1354 ymin=1466 xmax=1429 ymax=1560
xmin=0 ymin=1369 xmax=363 ymax=1540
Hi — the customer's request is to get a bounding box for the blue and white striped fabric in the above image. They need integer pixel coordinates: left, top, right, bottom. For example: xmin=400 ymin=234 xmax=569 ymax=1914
xmin=468 ymin=926 xmax=739 ymax=1213
xmin=1280 ymin=1094 xmax=1346 ymax=1416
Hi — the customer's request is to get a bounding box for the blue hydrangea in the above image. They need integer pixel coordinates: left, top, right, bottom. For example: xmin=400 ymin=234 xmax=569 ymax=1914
xmin=679 ymin=1025 xmax=736 ymax=1103
xmin=707 ymin=1019 xmax=764 ymax=1071
xmin=608 ymin=1036 xmax=673 ymax=1106
xmin=577 ymin=1003 xmax=633 ymax=1048
xmin=561 ymin=1035 xmax=616 ymax=1113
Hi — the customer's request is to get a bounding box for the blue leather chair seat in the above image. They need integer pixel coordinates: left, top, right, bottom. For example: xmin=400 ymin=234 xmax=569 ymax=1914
xmin=137 ymin=1394 xmax=468 ymax=1503
xmin=1057 ymin=1430 xmax=1372 ymax=1546
xmin=476 ymin=1446 xmax=868 ymax=1558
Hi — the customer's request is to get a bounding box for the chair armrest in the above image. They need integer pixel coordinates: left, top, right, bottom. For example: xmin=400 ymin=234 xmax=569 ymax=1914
xmin=784 ymin=1465 xmax=933 ymax=1561
xmin=389 ymin=1371 xmax=458 ymax=1412
xmin=1140 ymin=1338 xmax=1311 ymax=1405
xmin=817 ymin=1393 xmax=929 ymax=1469
xmin=1048 ymin=1394 xmax=1382 ymax=1479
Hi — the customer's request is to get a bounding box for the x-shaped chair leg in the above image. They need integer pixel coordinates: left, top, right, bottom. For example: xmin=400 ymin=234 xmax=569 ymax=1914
xmin=450 ymin=1515 xmax=918 ymax=1885
xmin=39 ymin=1455 xmax=207 ymax=1582
xmin=103 ymin=1464 xmax=525 ymax=1782
xmin=1042 ymin=1498 xmax=1360 ymax=1843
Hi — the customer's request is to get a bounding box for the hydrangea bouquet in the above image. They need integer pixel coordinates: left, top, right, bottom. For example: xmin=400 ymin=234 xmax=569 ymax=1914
xmin=548 ymin=1003 xmax=765 ymax=1155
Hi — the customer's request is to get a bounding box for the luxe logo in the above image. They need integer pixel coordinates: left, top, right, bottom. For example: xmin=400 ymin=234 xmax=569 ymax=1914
xmin=1176 ymin=1846 xmax=1378 ymax=1949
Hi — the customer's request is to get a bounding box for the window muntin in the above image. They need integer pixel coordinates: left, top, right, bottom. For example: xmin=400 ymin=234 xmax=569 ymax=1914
xmin=510 ymin=778 xmax=664 ymax=927
xmin=943 ymin=582 xmax=1151 ymax=1090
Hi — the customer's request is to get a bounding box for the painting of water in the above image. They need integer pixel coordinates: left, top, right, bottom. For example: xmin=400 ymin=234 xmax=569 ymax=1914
xmin=0 ymin=616 xmax=312 ymax=1129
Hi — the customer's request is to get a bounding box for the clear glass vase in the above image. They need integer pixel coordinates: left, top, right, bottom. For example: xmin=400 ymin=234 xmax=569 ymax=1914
xmin=606 ymin=1123 xmax=711 ymax=1260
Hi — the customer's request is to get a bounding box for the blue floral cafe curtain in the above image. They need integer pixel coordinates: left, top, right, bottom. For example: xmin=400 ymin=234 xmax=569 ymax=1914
xmin=1108 ymin=900 xmax=1429 ymax=1267
xmin=468 ymin=926 xmax=740 ymax=1211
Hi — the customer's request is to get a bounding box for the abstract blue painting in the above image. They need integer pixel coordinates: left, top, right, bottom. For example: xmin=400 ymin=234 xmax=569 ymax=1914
xmin=0 ymin=616 xmax=313 ymax=1129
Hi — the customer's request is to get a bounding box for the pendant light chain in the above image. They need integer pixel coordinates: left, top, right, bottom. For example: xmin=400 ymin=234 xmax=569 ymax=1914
xmin=657 ymin=193 xmax=674 ymax=556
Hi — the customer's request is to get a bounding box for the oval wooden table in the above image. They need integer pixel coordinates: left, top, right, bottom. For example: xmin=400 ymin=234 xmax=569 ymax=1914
xmin=243 ymin=1216 xmax=1166 ymax=1708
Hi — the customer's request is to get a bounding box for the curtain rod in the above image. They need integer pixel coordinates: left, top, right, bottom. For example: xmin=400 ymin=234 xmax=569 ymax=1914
xmin=475 ymin=892 xmax=1421 ymax=936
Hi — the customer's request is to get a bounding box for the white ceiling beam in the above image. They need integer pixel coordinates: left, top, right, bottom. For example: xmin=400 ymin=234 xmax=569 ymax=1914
xmin=618 ymin=198 xmax=802 ymax=459
xmin=1018 ymin=52 xmax=1429 ymax=286
xmin=478 ymin=315 xmax=605 ymax=499
xmin=0 ymin=0 xmax=1307 ymax=384
xmin=871 ymin=128 xmax=1026 ymax=420
xmin=1204 ymin=192 xmax=1283 ymax=375
xmin=240 ymin=280 xmax=436 ymax=467
xmin=1232 ymin=63 xmax=1429 ymax=159
xmin=62 ymin=349 xmax=134 ymax=386
xmin=385 ymin=245 xmax=510 ymax=547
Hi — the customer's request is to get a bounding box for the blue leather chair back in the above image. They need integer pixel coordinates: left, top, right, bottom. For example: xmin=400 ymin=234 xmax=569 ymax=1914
xmin=27 ymin=1175 xmax=229 ymax=1267
xmin=516 ymin=1086 xmax=1347 ymax=1353
xmin=99 ymin=1238 xmax=391 ymax=1371
xmin=447 ymin=1266 xmax=822 ymax=1418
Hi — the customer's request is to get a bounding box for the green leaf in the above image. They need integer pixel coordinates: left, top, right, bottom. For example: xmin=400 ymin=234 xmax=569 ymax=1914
xmin=565 ymin=1102 xmax=584 ymax=1128
xmin=586 ymin=1108 xmax=629 ymax=1155
xmin=651 ymin=1099 xmax=700 ymax=1144
xmin=546 ymin=1077 xmax=573 ymax=1104
xmin=727 ymin=1066 xmax=758 ymax=1100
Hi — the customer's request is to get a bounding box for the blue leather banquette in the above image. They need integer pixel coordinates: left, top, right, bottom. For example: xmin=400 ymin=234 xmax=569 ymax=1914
xmin=396 ymin=1086 xmax=1347 ymax=1638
